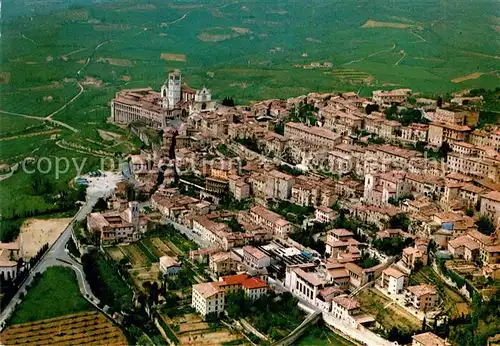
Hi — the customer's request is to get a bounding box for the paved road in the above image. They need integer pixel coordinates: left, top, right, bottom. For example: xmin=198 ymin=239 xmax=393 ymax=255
xmin=0 ymin=173 xmax=122 ymax=329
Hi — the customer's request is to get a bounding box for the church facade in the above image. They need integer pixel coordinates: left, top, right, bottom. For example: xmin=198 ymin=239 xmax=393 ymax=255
xmin=111 ymin=69 xmax=215 ymax=128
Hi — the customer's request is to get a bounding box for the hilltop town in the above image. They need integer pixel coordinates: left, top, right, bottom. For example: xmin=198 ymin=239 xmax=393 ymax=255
xmin=1 ymin=69 xmax=499 ymax=346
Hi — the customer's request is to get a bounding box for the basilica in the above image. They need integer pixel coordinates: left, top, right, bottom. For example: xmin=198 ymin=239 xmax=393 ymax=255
xmin=111 ymin=69 xmax=215 ymax=128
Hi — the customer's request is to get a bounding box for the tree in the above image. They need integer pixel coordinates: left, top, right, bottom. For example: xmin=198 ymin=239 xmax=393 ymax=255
xmin=465 ymin=208 xmax=474 ymax=217
xmin=387 ymin=213 xmax=410 ymax=231
xmin=94 ymin=197 xmax=108 ymax=212
xmin=422 ymin=316 xmax=427 ymax=332
xmin=437 ymin=96 xmax=443 ymax=108
xmin=437 ymin=142 xmax=451 ymax=159
xmin=365 ymin=103 xmax=379 ymax=115
xmin=221 ymin=97 xmax=235 ymax=107
xmin=475 ymin=216 xmax=495 ymax=235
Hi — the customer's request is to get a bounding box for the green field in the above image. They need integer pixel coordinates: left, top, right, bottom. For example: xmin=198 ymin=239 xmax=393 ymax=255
xmin=296 ymin=325 xmax=356 ymax=346
xmin=9 ymin=267 xmax=92 ymax=325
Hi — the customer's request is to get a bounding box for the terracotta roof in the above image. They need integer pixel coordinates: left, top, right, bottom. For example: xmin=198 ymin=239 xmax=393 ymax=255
xmin=293 ymin=268 xmax=324 ymax=286
xmin=242 ymin=277 xmax=267 ymax=290
xmin=345 ymin=262 xmax=363 ymax=276
xmin=407 ymin=284 xmax=437 ymax=297
xmin=383 ymin=267 xmax=405 ymax=279
xmin=332 ymin=295 xmax=360 ymax=310
xmin=219 ymin=274 xmax=249 ymax=286
xmin=193 ymin=282 xmax=223 ymax=299
xmin=482 ymin=190 xmax=500 ymax=202
xmin=243 ymin=246 xmax=268 ymax=260
xmin=330 ymin=227 xmax=353 ymax=237
xmin=412 ymin=332 xmax=449 ymax=346
xmin=159 ymin=255 xmax=180 ymax=268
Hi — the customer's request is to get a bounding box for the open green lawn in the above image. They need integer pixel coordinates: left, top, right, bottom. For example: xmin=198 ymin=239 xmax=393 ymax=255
xmin=0 ymin=114 xmax=46 ymax=137
xmin=9 ymin=267 xmax=92 ymax=325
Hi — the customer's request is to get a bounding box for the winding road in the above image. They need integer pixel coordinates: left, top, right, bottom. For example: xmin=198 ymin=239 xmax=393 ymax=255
xmin=0 ymin=173 xmax=122 ymax=330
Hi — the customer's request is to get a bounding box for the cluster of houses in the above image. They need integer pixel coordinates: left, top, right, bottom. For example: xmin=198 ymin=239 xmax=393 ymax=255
xmin=77 ymin=73 xmax=500 ymax=344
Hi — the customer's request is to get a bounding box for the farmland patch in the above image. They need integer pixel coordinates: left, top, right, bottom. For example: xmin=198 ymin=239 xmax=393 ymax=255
xmin=361 ymin=19 xmax=423 ymax=30
xmin=160 ymin=53 xmax=187 ymax=62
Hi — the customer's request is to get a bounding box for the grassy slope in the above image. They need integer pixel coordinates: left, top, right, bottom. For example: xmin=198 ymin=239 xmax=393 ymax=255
xmin=9 ymin=267 xmax=92 ymax=325
xmin=296 ymin=325 xmax=356 ymax=346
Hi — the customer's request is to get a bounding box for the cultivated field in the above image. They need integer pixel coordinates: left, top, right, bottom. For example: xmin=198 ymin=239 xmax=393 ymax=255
xmin=105 ymin=235 xmax=186 ymax=290
xmin=20 ymin=218 xmax=72 ymax=257
xmin=162 ymin=312 xmax=246 ymax=346
xmin=1 ymin=311 xmax=128 ymax=346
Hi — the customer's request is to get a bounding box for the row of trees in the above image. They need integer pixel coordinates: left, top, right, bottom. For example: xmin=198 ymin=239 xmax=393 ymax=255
xmin=0 ymin=243 xmax=49 ymax=309
xmin=226 ymin=291 xmax=304 ymax=341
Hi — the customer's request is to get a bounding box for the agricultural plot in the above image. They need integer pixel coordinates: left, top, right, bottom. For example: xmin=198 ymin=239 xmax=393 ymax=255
xmin=1 ymin=311 xmax=128 ymax=346
xmin=118 ymin=243 xmax=151 ymax=268
xmin=162 ymin=312 xmax=246 ymax=346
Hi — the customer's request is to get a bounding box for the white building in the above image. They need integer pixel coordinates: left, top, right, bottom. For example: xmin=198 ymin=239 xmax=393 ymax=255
xmin=330 ymin=295 xmax=364 ymax=327
xmin=159 ymin=255 xmax=181 ymax=277
xmin=243 ymin=246 xmax=271 ymax=269
xmin=380 ymin=267 xmax=406 ymax=295
xmin=191 ymin=282 xmax=225 ymax=318
xmin=315 ymin=206 xmax=335 ymax=223
xmin=286 ymin=266 xmax=325 ymax=306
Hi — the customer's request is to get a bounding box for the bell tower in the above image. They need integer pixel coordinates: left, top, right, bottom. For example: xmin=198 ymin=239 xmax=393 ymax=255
xmin=167 ymin=69 xmax=181 ymax=109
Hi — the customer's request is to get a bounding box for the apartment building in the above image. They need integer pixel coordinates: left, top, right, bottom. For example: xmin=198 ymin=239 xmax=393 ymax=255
xmin=243 ymin=246 xmax=271 ymax=269
xmin=330 ymin=295 xmax=365 ymax=326
xmin=242 ymin=277 xmax=268 ymax=301
xmin=427 ymin=122 xmax=470 ymax=147
xmin=286 ymin=265 xmax=325 ymax=306
xmin=428 ymin=108 xmax=465 ymax=125
xmin=447 ymin=153 xmax=500 ymax=182
xmin=191 ymin=282 xmax=225 ymax=318
xmin=380 ymin=267 xmax=406 ymax=295
xmin=372 ymin=89 xmax=412 ymax=105
xmin=249 ymin=206 xmax=292 ymax=237
xmin=315 ymin=206 xmax=335 ymax=223
xmin=405 ymin=284 xmax=438 ymax=311
xmin=480 ymin=190 xmax=500 ymax=225
xmin=400 ymin=123 xmax=428 ymax=144
xmin=209 ymin=252 xmax=241 ymax=275
xmin=284 ymin=122 xmax=342 ymax=150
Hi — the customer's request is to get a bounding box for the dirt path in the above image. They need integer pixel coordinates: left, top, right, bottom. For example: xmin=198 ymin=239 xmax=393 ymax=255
xmin=394 ymin=52 xmax=407 ymax=66
xmin=0 ymin=129 xmax=61 ymax=142
xmin=45 ymin=81 xmax=84 ymax=120
xmin=0 ymin=109 xmax=78 ymax=132
xmin=20 ymin=33 xmax=38 ymax=45
xmin=77 ymin=40 xmax=110 ymax=76
xmin=344 ymin=43 xmax=396 ymax=66
xmin=409 ymin=30 xmax=426 ymax=42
